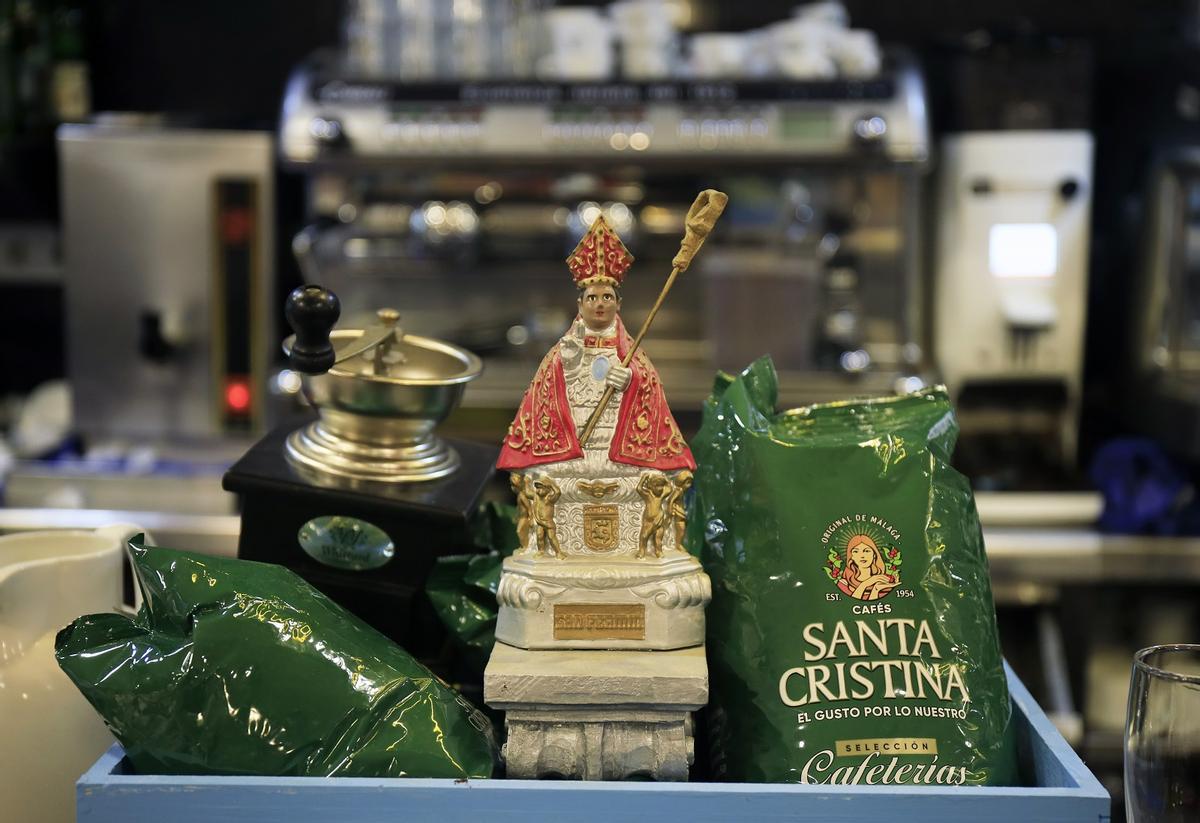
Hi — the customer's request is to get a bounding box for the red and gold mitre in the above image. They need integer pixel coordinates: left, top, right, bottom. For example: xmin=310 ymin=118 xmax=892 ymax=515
xmin=566 ymin=214 xmax=634 ymax=288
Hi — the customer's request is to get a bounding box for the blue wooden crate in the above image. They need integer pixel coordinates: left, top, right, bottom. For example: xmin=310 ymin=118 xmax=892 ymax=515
xmin=76 ymin=664 xmax=1110 ymax=823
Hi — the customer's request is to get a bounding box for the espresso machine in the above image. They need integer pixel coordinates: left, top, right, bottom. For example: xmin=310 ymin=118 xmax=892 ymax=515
xmin=59 ymin=120 xmax=276 ymax=440
xmin=8 ymin=121 xmax=277 ymax=515
xmin=277 ymin=50 xmax=931 ymax=421
xmin=929 ymin=38 xmax=1095 ymax=488
xmin=933 ymin=130 xmax=1094 ymax=481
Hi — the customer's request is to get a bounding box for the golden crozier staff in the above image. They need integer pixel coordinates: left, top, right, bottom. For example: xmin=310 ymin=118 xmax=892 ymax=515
xmin=578 ymin=189 xmax=729 ymax=446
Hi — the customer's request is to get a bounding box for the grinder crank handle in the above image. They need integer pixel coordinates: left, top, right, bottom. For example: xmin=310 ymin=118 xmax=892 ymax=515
xmin=284 ymin=285 xmax=403 ymax=375
xmin=285 ymin=285 xmax=340 ymax=375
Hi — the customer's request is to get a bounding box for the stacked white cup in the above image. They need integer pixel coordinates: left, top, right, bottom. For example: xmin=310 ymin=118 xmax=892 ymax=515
xmin=830 ymin=28 xmax=882 ymax=78
xmin=538 ymin=7 xmax=615 ymax=80
xmin=611 ymin=0 xmax=679 ymax=80
xmin=775 ymin=2 xmax=882 ymax=79
xmin=535 ymin=1 xmax=881 ymax=82
xmin=690 ymin=32 xmax=750 ymax=79
xmin=768 ymin=17 xmax=839 ymax=79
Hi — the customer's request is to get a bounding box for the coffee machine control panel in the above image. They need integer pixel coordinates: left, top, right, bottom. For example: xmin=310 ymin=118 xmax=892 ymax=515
xmin=281 ymin=57 xmax=928 ymax=166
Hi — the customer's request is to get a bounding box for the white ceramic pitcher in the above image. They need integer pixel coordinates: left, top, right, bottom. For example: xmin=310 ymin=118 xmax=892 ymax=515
xmin=0 ymin=523 xmax=143 ymax=823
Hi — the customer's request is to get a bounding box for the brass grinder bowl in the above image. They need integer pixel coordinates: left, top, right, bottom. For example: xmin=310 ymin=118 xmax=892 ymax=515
xmin=283 ymin=329 xmax=482 ymax=484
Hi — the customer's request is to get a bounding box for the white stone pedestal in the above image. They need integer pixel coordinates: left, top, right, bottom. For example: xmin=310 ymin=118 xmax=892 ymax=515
xmin=484 ymin=642 xmax=708 ymax=780
xmin=490 ymin=454 xmax=711 ymax=780
xmin=495 ymin=553 xmax=710 ymax=650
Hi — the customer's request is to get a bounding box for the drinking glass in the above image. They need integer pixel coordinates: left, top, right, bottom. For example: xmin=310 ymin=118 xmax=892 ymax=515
xmin=1125 ymin=644 xmax=1200 ymax=822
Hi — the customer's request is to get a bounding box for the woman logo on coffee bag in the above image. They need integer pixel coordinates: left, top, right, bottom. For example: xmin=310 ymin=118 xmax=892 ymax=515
xmin=824 ymin=523 xmax=902 ymax=601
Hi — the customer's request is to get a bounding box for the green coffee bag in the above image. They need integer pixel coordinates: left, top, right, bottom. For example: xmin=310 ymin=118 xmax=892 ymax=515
xmin=689 ymin=357 xmax=1017 ymax=785
xmin=55 ymin=537 xmax=497 ymax=779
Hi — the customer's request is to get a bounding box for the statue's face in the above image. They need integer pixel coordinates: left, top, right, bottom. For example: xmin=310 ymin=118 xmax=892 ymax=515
xmin=578 ymin=283 xmax=620 ymax=331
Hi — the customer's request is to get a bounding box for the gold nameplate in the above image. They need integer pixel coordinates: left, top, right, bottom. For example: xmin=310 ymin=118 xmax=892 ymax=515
xmin=554 ymin=604 xmax=646 ymax=640
xmin=835 ymin=738 xmax=938 ymax=757
xmin=582 ymin=504 xmax=619 ymax=551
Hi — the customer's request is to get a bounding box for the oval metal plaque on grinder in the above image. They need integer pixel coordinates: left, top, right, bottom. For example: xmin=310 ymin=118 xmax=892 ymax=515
xmin=298 ymin=515 xmax=395 ymax=571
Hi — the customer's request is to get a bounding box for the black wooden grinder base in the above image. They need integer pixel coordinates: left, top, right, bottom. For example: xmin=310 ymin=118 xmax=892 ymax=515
xmin=222 ymin=419 xmax=498 ymax=662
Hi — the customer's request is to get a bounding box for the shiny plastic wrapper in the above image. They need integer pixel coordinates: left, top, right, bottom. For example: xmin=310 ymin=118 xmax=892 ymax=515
xmin=426 ymin=502 xmax=516 ymax=675
xmin=689 ymin=357 xmax=1018 ymax=786
xmin=55 ymin=536 xmax=497 ymax=778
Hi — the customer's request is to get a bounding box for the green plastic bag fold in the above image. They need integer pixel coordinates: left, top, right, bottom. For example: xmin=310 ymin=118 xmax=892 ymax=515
xmin=427 ymin=502 xmax=518 ymax=675
xmin=55 ymin=537 xmax=497 ymax=778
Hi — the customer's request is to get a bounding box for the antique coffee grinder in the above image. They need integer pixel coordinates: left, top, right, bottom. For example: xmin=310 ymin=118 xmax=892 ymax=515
xmin=223 ymin=285 xmax=496 ymax=659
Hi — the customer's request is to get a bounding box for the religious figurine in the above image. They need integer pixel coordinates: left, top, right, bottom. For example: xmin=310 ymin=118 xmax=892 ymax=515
xmin=496 ymin=213 xmax=693 ymax=477
xmin=485 ymin=191 xmax=728 ymax=782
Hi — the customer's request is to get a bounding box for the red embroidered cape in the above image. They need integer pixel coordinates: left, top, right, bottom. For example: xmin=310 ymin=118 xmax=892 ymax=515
xmin=497 ymin=317 xmax=695 ymax=471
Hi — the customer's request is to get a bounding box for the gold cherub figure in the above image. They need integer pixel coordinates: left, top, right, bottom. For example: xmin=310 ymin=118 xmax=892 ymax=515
xmin=636 ymin=472 xmax=674 ymax=559
xmin=531 ymin=474 xmax=562 ymax=558
xmin=669 ymin=469 xmax=692 ymax=552
xmin=512 ymin=473 xmax=534 ymax=549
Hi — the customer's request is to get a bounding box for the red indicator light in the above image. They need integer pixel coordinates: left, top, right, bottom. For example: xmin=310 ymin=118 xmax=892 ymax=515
xmin=220 ymin=208 xmax=255 ymax=245
xmin=225 ymin=379 xmax=251 ymax=414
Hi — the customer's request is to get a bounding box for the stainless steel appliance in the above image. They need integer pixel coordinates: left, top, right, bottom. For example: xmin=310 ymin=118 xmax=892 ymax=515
xmin=278 ymin=52 xmax=930 ymax=412
xmin=923 ymin=37 xmax=1094 ymax=488
xmin=58 ymin=119 xmax=275 ymax=440
xmin=933 ymin=131 xmax=1094 ymax=465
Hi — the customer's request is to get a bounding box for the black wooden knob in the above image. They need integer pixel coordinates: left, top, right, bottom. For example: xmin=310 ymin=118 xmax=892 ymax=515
xmin=285 ymin=285 xmax=340 ymax=374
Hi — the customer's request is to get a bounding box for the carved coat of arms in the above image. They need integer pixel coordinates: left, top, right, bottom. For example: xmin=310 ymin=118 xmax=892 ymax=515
xmin=582 ymin=504 xmax=619 ymax=551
